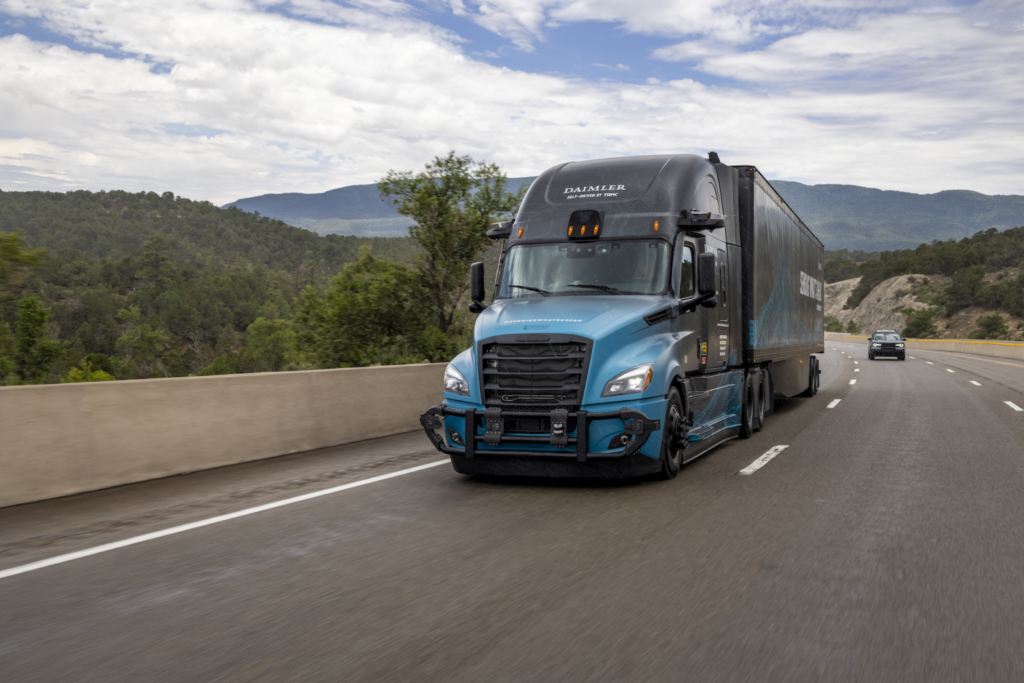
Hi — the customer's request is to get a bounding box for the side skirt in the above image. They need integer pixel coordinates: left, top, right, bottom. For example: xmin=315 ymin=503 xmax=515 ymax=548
xmin=682 ymin=426 xmax=740 ymax=464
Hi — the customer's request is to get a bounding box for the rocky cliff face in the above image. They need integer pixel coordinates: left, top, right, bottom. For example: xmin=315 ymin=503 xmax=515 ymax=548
xmin=825 ymin=275 xmax=934 ymax=333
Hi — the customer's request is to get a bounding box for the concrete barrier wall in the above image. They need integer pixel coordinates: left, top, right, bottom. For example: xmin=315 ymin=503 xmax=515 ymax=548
xmin=0 ymin=363 xmax=446 ymax=509
xmin=825 ymin=332 xmax=1024 ymax=361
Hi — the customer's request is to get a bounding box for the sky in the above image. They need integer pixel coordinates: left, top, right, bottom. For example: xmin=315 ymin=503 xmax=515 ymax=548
xmin=1 ymin=0 xmax=1022 ymax=205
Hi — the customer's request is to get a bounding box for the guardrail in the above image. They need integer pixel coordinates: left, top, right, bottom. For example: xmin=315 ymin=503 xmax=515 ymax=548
xmin=824 ymin=332 xmax=1024 ymax=361
xmin=0 ymin=363 xmax=446 ymax=509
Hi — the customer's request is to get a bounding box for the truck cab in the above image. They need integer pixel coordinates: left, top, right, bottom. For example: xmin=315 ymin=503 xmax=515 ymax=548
xmin=421 ymin=153 xmax=824 ymax=479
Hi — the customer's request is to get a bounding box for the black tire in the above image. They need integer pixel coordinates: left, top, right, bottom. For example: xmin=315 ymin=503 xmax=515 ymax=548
xmin=812 ymin=357 xmax=820 ymax=395
xmin=762 ymin=367 xmax=775 ymax=417
xmin=753 ymin=369 xmax=766 ymax=432
xmin=799 ymin=357 xmax=817 ymax=397
xmin=899 ymin=355 xmax=905 ymax=361
xmin=658 ymin=387 xmax=686 ymax=480
xmin=868 ymin=353 xmax=874 ymax=361
xmin=740 ymin=371 xmax=756 ymax=439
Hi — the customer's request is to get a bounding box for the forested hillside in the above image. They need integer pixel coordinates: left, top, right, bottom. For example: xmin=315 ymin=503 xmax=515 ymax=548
xmin=0 ymin=189 xmax=421 ymax=385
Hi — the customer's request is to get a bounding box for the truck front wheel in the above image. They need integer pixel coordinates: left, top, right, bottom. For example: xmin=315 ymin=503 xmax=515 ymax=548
xmin=657 ymin=388 xmax=686 ymax=480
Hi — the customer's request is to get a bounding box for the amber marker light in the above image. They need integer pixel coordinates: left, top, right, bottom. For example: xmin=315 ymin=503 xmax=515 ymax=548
xmin=568 ymin=226 xmax=573 ymax=236
xmin=654 ymin=220 xmax=660 ymax=232
xmin=581 ymin=226 xmax=587 ymax=235
xmin=594 ymin=224 xmax=599 ymax=235
xmin=518 ymin=227 xmax=523 ymax=238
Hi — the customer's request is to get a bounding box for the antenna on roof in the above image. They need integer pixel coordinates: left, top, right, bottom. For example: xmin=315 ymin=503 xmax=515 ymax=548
xmin=708 ymin=151 xmax=721 ymax=164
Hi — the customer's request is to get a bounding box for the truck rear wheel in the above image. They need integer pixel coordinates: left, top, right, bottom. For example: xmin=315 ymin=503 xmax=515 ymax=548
xmin=740 ymin=371 xmax=756 ymax=439
xmin=754 ymin=370 xmax=766 ymax=432
xmin=761 ymin=367 xmax=775 ymax=418
xmin=657 ymin=388 xmax=686 ymax=480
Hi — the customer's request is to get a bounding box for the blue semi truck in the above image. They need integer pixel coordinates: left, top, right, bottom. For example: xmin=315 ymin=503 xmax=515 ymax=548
xmin=420 ymin=153 xmax=824 ymax=479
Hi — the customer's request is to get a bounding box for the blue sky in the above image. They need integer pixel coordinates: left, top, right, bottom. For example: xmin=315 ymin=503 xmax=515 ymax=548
xmin=1 ymin=1 xmax=1021 ymax=203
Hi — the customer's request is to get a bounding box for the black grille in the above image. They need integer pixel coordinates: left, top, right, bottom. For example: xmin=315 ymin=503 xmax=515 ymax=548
xmin=480 ymin=337 xmax=589 ymax=407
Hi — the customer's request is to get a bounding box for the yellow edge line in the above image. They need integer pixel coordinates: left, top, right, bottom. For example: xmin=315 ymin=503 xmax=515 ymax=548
xmin=833 ymin=335 xmax=1024 ymax=348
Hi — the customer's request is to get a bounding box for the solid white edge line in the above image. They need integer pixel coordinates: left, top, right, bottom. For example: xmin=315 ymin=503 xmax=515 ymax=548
xmin=849 ymin=379 xmax=857 ymax=385
xmin=739 ymin=445 xmax=790 ymax=475
xmin=826 ymin=399 xmax=841 ymax=409
xmin=0 ymin=459 xmax=450 ymax=581
xmin=1007 ymin=401 xmax=1024 ymax=412
xmin=970 ymin=381 xmax=982 ymax=386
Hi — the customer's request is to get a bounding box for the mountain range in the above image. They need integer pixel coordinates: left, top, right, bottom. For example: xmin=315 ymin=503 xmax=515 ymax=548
xmin=226 ymin=177 xmax=1024 ymax=252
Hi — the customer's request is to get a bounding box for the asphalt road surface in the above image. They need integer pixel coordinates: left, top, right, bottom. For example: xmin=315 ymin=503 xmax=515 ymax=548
xmin=2 ymin=342 xmax=1024 ymax=682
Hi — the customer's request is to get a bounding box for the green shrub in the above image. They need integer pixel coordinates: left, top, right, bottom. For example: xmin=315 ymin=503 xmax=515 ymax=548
xmin=970 ymin=314 xmax=1009 ymax=340
xmin=902 ymin=307 xmax=940 ymax=338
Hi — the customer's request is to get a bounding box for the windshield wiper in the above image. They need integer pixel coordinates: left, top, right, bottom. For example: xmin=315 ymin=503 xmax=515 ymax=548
xmin=568 ymin=284 xmax=623 ymax=295
xmin=509 ymin=285 xmax=551 ymax=297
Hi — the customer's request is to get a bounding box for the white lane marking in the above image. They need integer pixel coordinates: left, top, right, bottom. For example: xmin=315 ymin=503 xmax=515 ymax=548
xmin=926 ymin=361 xmax=934 ymax=365
xmin=1007 ymin=402 xmax=1024 ymax=412
xmin=946 ymin=369 xmax=955 ymax=373
xmin=909 ymin=356 xmax=915 ymax=359
xmin=854 ymin=361 xmax=858 ymax=365
xmin=849 ymin=379 xmax=857 ymax=385
xmin=0 ymin=460 xmax=450 ymax=581
xmin=739 ymin=445 xmax=790 ymax=475
xmin=827 ymin=399 xmax=841 ymax=409
xmin=855 ymin=369 xmax=860 ymax=372
xmin=970 ymin=381 xmax=982 ymax=386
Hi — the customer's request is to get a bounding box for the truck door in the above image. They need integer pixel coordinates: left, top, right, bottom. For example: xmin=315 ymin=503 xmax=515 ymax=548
xmin=715 ymin=248 xmax=730 ymax=367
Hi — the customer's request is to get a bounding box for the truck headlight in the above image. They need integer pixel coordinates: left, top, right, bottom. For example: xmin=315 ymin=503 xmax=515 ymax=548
xmin=872 ymin=343 xmax=881 ymax=348
xmin=444 ymin=364 xmax=470 ymax=396
xmin=601 ymin=364 xmax=653 ymax=397
xmin=896 ymin=343 xmax=904 ymax=348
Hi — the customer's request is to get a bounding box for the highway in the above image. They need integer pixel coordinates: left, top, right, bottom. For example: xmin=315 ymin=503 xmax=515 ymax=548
xmin=2 ymin=342 xmax=1024 ymax=682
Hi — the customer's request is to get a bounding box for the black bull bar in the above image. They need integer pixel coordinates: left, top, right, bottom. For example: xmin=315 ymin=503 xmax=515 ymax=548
xmin=419 ymin=405 xmax=661 ymax=463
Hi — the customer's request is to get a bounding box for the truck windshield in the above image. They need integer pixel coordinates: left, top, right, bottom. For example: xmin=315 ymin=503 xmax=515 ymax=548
xmin=499 ymin=241 xmax=671 ymax=298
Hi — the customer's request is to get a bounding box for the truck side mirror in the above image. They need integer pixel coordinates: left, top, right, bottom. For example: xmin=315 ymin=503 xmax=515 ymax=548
xmin=469 ymin=262 xmax=488 ymax=313
xmin=697 ymin=252 xmax=716 ymax=296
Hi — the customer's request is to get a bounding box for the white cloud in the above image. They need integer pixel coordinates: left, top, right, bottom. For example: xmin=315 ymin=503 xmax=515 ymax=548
xmin=0 ymin=0 xmax=1021 ymax=203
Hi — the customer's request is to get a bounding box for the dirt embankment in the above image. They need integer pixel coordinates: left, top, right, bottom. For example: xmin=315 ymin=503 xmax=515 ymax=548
xmin=825 ymin=274 xmax=1024 ymax=339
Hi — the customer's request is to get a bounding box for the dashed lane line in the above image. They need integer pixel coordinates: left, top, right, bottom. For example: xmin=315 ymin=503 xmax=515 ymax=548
xmin=855 ymin=369 xmax=860 ymax=372
xmin=1007 ymin=402 xmax=1024 ymax=412
xmin=947 ymin=369 xmax=956 ymax=373
xmin=0 ymin=460 xmax=450 ymax=582
xmin=739 ymin=445 xmax=790 ymax=475
xmin=927 ymin=361 xmax=934 ymax=365
xmin=970 ymin=381 xmax=982 ymax=386
xmin=827 ymin=399 xmax=841 ymax=409
xmin=849 ymin=379 xmax=857 ymax=385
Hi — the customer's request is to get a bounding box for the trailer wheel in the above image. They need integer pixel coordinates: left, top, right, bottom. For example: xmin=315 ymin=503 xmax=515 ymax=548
xmin=740 ymin=371 xmax=756 ymax=439
xmin=754 ymin=370 xmax=766 ymax=432
xmin=761 ymin=367 xmax=775 ymax=417
xmin=800 ymin=357 xmax=819 ymax=397
xmin=657 ymin=388 xmax=686 ymax=480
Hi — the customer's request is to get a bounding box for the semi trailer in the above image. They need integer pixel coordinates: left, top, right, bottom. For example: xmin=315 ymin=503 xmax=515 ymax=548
xmin=420 ymin=153 xmax=824 ymax=479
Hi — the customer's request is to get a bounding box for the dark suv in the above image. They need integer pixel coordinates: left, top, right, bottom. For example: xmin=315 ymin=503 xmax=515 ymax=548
xmin=869 ymin=330 xmax=906 ymax=360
